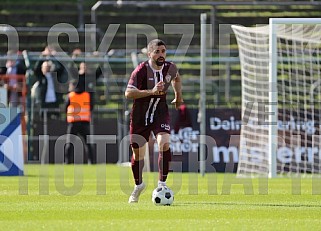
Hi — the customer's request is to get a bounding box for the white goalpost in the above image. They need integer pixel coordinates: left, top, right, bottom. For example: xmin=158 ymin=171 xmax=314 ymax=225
xmin=232 ymin=18 xmax=321 ymax=177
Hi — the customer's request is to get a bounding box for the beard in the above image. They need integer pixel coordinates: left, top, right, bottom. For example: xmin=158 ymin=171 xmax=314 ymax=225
xmin=156 ymin=57 xmax=165 ymax=66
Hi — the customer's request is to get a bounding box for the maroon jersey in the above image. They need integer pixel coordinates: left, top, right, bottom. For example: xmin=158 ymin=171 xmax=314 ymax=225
xmin=127 ymin=61 xmax=178 ymax=146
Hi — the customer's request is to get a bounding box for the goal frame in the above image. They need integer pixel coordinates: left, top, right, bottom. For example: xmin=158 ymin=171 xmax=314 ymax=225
xmin=268 ymin=18 xmax=321 ymax=178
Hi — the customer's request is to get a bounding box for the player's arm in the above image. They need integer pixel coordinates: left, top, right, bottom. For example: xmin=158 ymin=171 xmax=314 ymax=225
xmin=125 ymin=82 xmax=165 ymax=99
xmin=171 ymin=72 xmax=184 ymax=109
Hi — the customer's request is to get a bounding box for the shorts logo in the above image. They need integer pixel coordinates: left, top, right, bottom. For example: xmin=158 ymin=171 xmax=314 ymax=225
xmin=161 ymin=123 xmax=170 ymax=131
xmin=165 ymin=74 xmax=171 ymax=83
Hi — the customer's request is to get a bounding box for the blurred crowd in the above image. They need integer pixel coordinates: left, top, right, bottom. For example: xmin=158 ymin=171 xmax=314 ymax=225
xmin=0 ymin=46 xmax=108 ymax=163
xmin=0 ymin=45 xmax=104 ymax=120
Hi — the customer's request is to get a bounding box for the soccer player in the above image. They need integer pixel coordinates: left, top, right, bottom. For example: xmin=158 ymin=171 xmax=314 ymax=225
xmin=125 ymin=39 xmax=183 ymax=203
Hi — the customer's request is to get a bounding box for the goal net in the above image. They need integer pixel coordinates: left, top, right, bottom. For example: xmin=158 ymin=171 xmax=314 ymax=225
xmin=232 ymin=18 xmax=321 ymax=177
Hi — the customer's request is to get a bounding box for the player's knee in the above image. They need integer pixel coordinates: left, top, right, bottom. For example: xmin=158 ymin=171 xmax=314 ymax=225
xmin=157 ymin=134 xmax=170 ymax=151
xmin=131 ymin=144 xmax=146 ymax=161
xmin=158 ymin=142 xmax=170 ymax=152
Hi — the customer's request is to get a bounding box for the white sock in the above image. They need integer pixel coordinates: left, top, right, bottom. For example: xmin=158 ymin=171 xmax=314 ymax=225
xmin=158 ymin=180 xmax=166 ymax=186
xmin=137 ymin=182 xmax=144 ymax=187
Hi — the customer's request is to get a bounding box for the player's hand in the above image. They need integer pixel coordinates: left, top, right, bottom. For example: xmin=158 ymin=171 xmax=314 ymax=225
xmin=152 ymin=81 xmax=165 ymax=95
xmin=171 ymin=98 xmax=184 ymax=110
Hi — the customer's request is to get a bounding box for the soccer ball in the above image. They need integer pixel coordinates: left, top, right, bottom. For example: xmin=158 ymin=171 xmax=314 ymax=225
xmin=151 ymin=186 xmax=174 ymax=206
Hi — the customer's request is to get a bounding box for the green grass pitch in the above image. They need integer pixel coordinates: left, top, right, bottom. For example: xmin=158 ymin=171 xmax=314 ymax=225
xmin=1 ymin=164 xmax=321 ymax=231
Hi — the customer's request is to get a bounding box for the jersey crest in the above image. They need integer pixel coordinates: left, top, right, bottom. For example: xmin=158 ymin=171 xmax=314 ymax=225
xmin=165 ymin=74 xmax=172 ymax=83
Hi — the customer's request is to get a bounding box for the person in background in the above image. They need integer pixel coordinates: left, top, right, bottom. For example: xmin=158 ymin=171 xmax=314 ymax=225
xmin=0 ymin=50 xmax=26 ymax=107
xmin=78 ymin=61 xmax=102 ymax=93
xmin=173 ymin=103 xmax=192 ymax=133
xmin=64 ymin=79 xmax=95 ymax=164
xmin=68 ymin=49 xmax=103 ymax=94
xmin=125 ymin=39 xmax=183 ymax=203
xmin=33 ymin=61 xmax=60 ymax=118
xmin=68 ymin=48 xmax=83 ymax=81
xmin=33 ymin=46 xmax=66 ymax=118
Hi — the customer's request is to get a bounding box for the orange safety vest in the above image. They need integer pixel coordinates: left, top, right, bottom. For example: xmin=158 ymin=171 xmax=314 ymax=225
xmin=67 ymin=92 xmax=91 ymax=123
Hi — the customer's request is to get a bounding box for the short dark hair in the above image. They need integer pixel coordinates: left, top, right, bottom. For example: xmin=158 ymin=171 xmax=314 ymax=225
xmin=147 ymin=39 xmax=166 ymax=52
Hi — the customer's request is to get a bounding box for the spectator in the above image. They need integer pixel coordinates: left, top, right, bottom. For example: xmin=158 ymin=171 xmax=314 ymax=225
xmin=33 ymin=61 xmax=60 ymax=118
xmin=77 ymin=61 xmax=102 ymax=93
xmin=33 ymin=46 xmax=66 ymax=118
xmin=33 ymin=46 xmax=67 ymax=106
xmin=0 ymin=50 xmax=26 ymax=107
xmin=71 ymin=48 xmax=82 ymax=60
xmin=68 ymin=49 xmax=103 ymax=93
xmin=68 ymin=48 xmax=83 ymax=81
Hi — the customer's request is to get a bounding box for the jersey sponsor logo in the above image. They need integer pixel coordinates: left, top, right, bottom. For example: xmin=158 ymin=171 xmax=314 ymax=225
xmin=165 ymin=74 xmax=171 ymax=83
